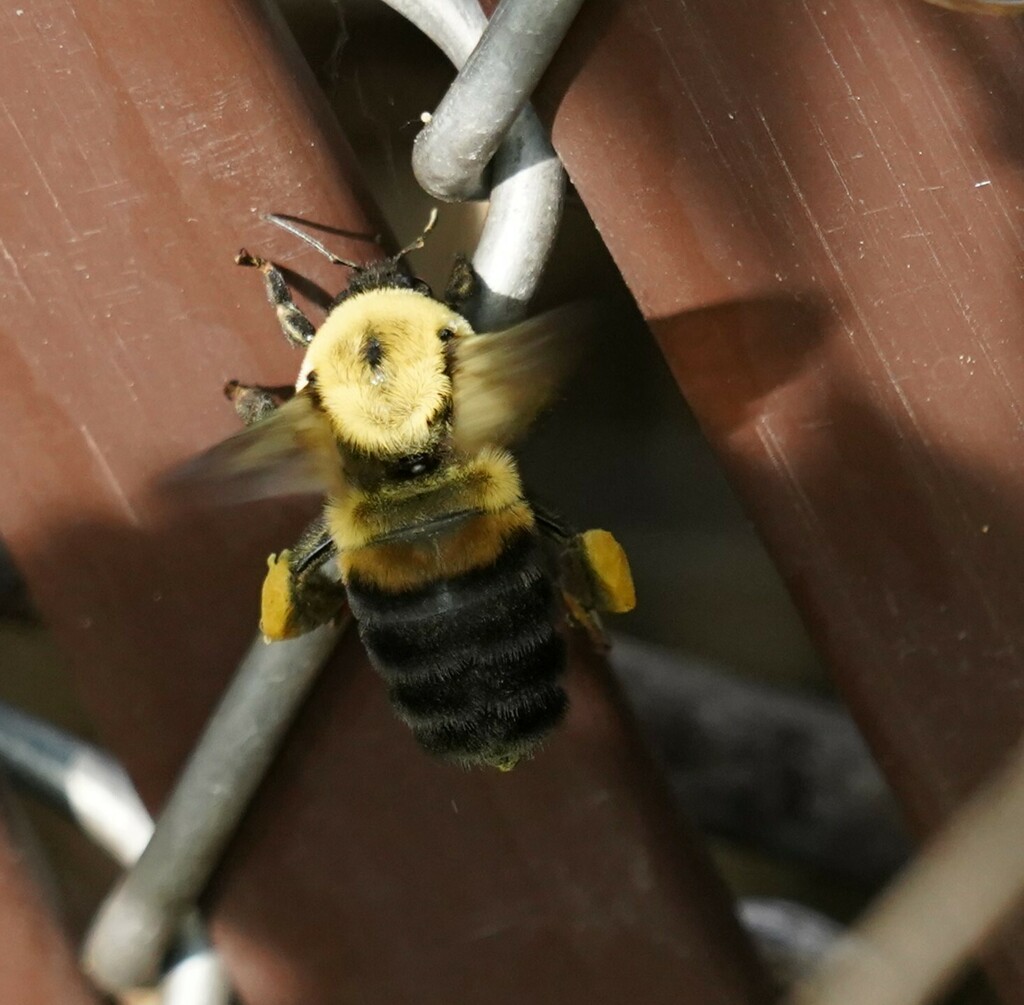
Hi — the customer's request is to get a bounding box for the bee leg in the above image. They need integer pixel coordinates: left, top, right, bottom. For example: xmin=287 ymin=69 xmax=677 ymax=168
xmin=236 ymin=250 xmax=317 ymax=348
xmin=443 ymin=253 xmax=477 ymax=311
xmin=261 ymin=514 xmax=347 ymax=642
xmin=223 ymin=380 xmax=296 ymax=426
xmin=535 ymin=506 xmax=636 ymax=651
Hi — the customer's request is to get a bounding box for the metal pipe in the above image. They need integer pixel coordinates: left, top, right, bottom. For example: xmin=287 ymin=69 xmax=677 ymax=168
xmin=739 ymin=898 xmax=843 ymax=989
xmin=81 ymin=621 xmax=345 ymax=992
xmin=0 ymin=702 xmax=848 ymax=1001
xmin=411 ymin=0 xmax=585 ymax=204
xmin=0 ymin=701 xmax=231 ymax=1005
xmin=160 ymin=913 xmax=232 ymax=1005
xmin=382 ymin=0 xmax=566 ymax=329
xmin=0 ymin=701 xmax=151 ymax=866
xmin=466 ymin=111 xmax=564 ymax=330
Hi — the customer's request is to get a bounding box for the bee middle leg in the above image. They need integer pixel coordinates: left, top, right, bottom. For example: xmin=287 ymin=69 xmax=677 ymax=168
xmin=236 ymin=250 xmax=317 ymax=348
xmin=223 ymin=380 xmax=296 ymax=426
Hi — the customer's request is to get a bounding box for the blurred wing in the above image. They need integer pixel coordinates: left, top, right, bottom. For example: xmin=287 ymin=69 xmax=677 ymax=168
xmin=452 ymin=303 xmax=593 ymax=454
xmin=162 ymin=391 xmax=345 ymax=504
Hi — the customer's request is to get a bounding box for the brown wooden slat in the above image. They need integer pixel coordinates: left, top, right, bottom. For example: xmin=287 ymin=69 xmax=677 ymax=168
xmin=0 ymin=788 xmax=99 ymax=1004
xmin=0 ymin=1 xmax=769 ymax=1001
xmin=538 ymin=0 xmax=1024 ymax=997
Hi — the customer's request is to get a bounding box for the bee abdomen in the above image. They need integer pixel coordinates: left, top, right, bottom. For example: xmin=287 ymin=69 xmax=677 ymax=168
xmin=345 ymin=528 xmax=568 ymax=766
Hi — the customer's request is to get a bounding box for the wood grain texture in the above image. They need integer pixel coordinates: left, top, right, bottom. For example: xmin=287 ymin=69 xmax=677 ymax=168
xmin=0 ymin=1 xmax=769 ymax=1001
xmin=539 ymin=0 xmax=1024 ymax=996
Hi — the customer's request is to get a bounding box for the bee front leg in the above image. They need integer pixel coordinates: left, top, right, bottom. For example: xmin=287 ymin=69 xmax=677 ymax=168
xmin=261 ymin=514 xmax=347 ymax=643
xmin=236 ymin=249 xmax=317 ymax=348
xmin=443 ymin=253 xmax=477 ymax=312
xmin=535 ymin=506 xmax=636 ymax=651
xmin=223 ymin=380 xmax=296 ymax=426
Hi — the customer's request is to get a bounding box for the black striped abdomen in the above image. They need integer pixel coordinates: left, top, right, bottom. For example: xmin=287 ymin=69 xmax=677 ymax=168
xmin=345 ymin=529 xmax=567 ymax=768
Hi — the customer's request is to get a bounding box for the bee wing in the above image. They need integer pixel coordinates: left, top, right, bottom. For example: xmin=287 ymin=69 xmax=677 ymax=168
xmin=163 ymin=391 xmax=345 ymax=503
xmin=451 ymin=303 xmax=594 ymax=454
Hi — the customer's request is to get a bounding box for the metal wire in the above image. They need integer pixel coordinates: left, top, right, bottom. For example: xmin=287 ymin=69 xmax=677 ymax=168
xmin=0 ymin=701 xmax=231 ymax=1005
xmin=81 ymin=0 xmax=576 ymax=992
xmin=411 ymin=0 xmax=586 ymax=203
xmin=81 ymin=623 xmax=345 ymax=992
xmin=382 ymin=0 xmax=566 ymax=330
xmin=739 ymin=898 xmax=843 ymax=990
xmin=0 ymin=701 xmax=849 ymax=1002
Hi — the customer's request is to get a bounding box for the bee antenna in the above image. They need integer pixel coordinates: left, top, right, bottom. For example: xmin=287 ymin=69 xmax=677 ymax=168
xmin=393 ymin=207 xmax=439 ymax=261
xmin=262 ymin=213 xmax=362 ymax=269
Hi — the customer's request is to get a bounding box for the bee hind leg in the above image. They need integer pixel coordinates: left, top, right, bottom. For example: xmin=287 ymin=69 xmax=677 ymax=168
xmin=236 ymin=249 xmax=317 ymax=348
xmin=535 ymin=506 xmax=636 ymax=652
xmin=261 ymin=514 xmax=347 ymax=642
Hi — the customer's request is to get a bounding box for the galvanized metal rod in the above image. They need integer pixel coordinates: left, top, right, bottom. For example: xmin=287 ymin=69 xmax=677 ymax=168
xmin=81 ymin=622 xmax=345 ymax=992
xmin=739 ymin=899 xmax=843 ymax=990
xmin=467 ymin=111 xmax=564 ymax=330
xmin=160 ymin=912 xmax=231 ymax=1005
xmin=382 ymin=0 xmax=566 ymax=329
xmin=380 ymin=0 xmax=490 ymax=88
xmin=0 ymin=702 xmax=152 ymax=867
xmin=0 ymin=701 xmax=231 ymax=1005
xmin=412 ymin=0 xmax=586 ymax=203
xmin=1 ymin=700 xmax=846 ymax=1000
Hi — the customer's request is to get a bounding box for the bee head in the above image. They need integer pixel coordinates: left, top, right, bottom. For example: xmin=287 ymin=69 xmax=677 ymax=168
xmin=298 ymin=287 xmax=472 ymax=456
xmin=329 ymin=257 xmax=434 ymax=307
xmin=261 ymin=209 xmax=473 ymax=455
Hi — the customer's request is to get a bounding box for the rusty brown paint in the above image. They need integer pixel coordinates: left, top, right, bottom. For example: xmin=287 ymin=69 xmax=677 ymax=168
xmin=0 ymin=788 xmax=99 ymax=1004
xmin=0 ymin=1 xmax=769 ymax=1001
xmin=538 ymin=0 xmax=1024 ymax=994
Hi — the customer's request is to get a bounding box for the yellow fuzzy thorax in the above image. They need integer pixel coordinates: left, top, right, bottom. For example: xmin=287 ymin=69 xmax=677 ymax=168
xmin=330 ymin=446 xmax=533 ymax=593
xmin=339 ymin=506 xmax=534 ymax=593
xmin=327 ymin=446 xmax=526 ymax=552
xmin=297 ymin=288 xmax=474 ymax=455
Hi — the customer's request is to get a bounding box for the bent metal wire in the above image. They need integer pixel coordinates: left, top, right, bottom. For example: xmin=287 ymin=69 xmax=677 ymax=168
xmin=382 ymin=0 xmax=573 ymax=331
xmin=0 ymin=700 xmax=230 ymax=1005
xmin=406 ymin=0 xmax=586 ymax=205
xmin=77 ymin=0 xmax=579 ymax=995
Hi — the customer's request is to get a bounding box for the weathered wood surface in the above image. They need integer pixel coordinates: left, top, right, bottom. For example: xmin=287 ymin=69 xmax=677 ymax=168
xmin=0 ymin=787 xmax=99 ymax=1004
xmin=538 ymin=1 xmax=1024 ymax=997
xmin=0 ymin=1 xmax=769 ymax=1001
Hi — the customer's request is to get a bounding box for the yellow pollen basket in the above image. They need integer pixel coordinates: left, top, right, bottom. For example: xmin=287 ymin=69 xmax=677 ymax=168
xmin=580 ymin=530 xmax=636 ymax=614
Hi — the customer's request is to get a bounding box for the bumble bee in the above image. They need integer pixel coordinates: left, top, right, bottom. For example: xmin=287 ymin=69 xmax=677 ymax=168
xmin=176 ymin=213 xmax=635 ymax=771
